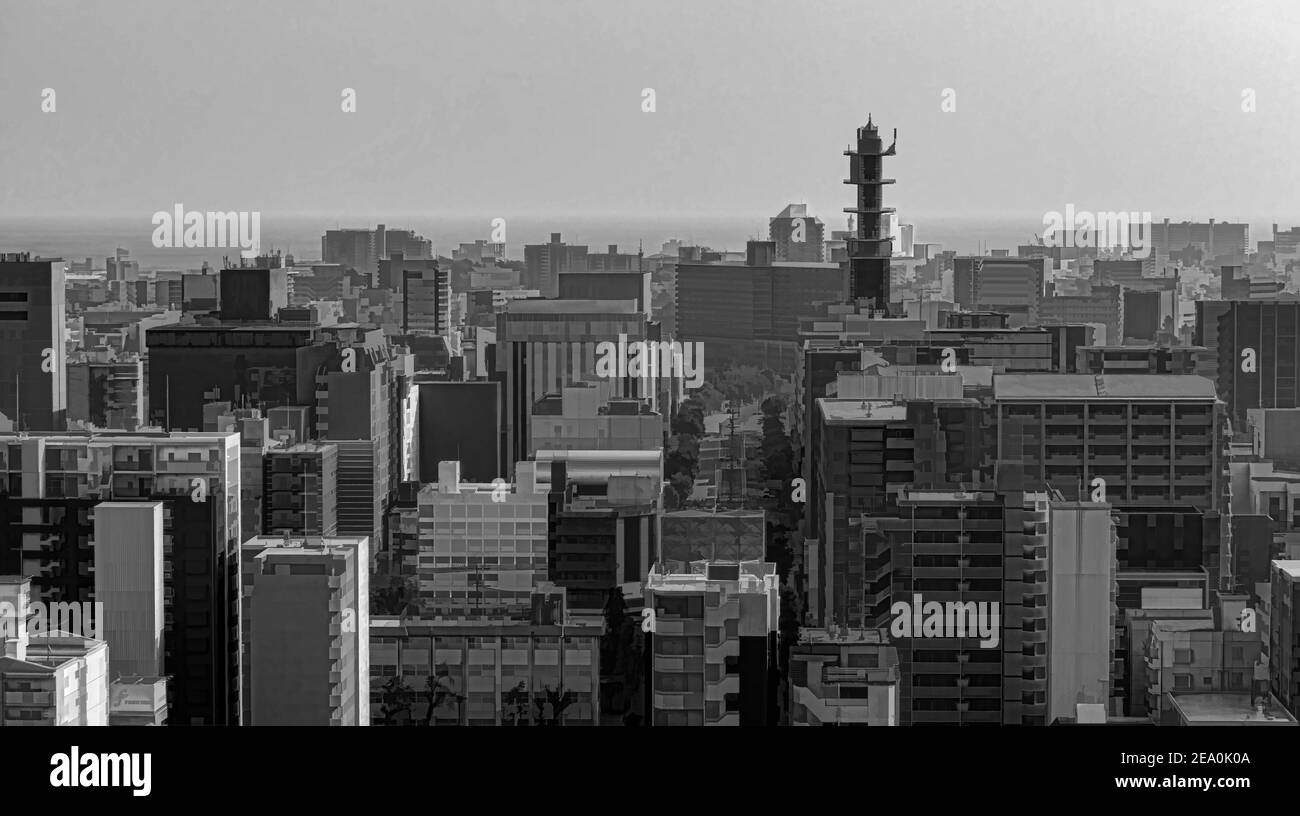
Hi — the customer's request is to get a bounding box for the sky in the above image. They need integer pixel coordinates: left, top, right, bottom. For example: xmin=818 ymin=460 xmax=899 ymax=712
xmin=2 ymin=0 xmax=1299 ymax=225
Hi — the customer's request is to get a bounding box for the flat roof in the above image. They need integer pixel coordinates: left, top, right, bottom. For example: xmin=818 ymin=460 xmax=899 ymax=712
xmin=817 ymin=398 xmax=909 ymax=423
xmin=994 ymin=374 xmax=1218 ymax=400
xmin=503 ymin=299 xmax=637 ymax=314
xmin=1168 ymin=693 xmax=1298 ymax=724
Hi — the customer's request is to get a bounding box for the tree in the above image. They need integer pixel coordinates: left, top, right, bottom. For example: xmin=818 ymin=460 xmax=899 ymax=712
xmin=379 ymin=676 xmax=414 ymax=725
xmin=422 ymin=673 xmax=461 ymax=726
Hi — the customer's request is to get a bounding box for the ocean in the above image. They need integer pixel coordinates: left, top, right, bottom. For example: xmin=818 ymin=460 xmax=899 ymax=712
xmin=0 ymin=214 xmax=1052 ymax=271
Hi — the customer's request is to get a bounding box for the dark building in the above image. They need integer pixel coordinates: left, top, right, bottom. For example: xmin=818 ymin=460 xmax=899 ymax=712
xmin=868 ymin=486 xmax=1050 ymax=725
xmin=417 ymin=381 xmax=502 ymax=483
xmin=0 ymin=254 xmax=66 ymax=431
xmin=558 ymin=268 xmax=651 ymax=314
xmin=146 ymin=322 xmax=328 ymax=430
xmin=0 ymin=431 xmax=243 ymax=725
xmin=262 ymin=443 xmax=338 ymax=536
xmin=543 ymin=454 xmax=659 ymax=615
xmin=674 ymin=247 xmax=845 ymax=369
xmin=1215 ymin=300 xmax=1300 ymax=429
xmin=843 ymin=116 xmax=896 ymax=312
xmin=220 ymin=267 xmax=288 ymax=321
xmin=1270 ymin=561 xmax=1300 ymax=717
xmin=811 ymin=397 xmax=990 ymax=628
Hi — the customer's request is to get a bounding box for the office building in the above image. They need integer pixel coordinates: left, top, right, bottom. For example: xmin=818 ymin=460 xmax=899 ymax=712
xmin=544 ymin=450 xmax=663 ymax=615
xmin=1150 ymin=219 xmax=1249 ymax=258
xmin=262 ymin=443 xmax=338 ymax=536
xmin=661 ymin=509 xmax=765 ymax=572
xmin=417 ymin=381 xmax=501 ymax=484
xmin=495 ymin=299 xmax=663 ymax=464
xmin=418 ymin=460 xmax=550 ymax=620
xmin=529 ymin=386 xmax=661 ymax=456
xmin=378 ymin=254 xmax=448 ymax=335
xmin=952 ymin=256 xmax=1048 ymax=327
xmin=524 ymin=233 xmax=589 ymax=298
xmin=863 ymin=487 xmax=1049 ymax=725
xmin=0 ymin=254 xmax=66 ymax=431
xmin=770 ymin=203 xmax=826 ymax=262
xmin=558 ymin=267 xmax=652 ymax=314
xmin=0 ymin=430 xmax=242 ymax=725
xmin=1214 ymin=300 xmax=1300 ymax=428
xmin=1038 ymin=285 xmax=1122 ymax=347
xmin=675 ymin=243 xmax=846 ymax=369
xmin=92 ymin=502 xmax=165 ymax=679
xmin=66 ymin=356 xmax=144 ymax=431
xmin=220 ymin=266 xmax=288 ymax=321
xmin=322 ymin=224 xmax=431 ymax=276
xmin=369 ymin=618 xmax=601 ymax=725
xmin=643 ymin=560 xmax=779 ymax=726
xmin=240 ymin=535 xmax=369 ymax=725
xmin=1047 ymin=500 xmax=1118 ymax=722
xmin=1271 ymin=560 xmax=1300 ymax=716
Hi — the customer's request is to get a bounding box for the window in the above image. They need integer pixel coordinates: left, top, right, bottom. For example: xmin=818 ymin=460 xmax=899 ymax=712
xmin=1174 ymin=674 xmax=1192 ymax=690
xmin=1174 ymin=648 xmax=1193 ymax=665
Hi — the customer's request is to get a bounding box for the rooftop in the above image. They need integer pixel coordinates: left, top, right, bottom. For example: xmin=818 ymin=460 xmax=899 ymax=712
xmin=1273 ymin=560 xmax=1300 ymax=580
xmin=817 ymin=398 xmax=909 ymax=423
xmin=1168 ymin=692 xmax=1297 ymax=725
xmin=994 ymin=374 xmax=1217 ymax=401
xmin=503 ymin=299 xmax=638 ymax=315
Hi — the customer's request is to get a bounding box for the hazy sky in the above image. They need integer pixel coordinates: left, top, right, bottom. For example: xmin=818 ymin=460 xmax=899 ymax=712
xmin=3 ymin=0 xmax=1299 ymax=224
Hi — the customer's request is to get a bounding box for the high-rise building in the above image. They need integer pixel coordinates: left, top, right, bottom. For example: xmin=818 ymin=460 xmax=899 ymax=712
xmin=92 ymin=502 xmax=165 ymax=679
xmin=952 ymin=256 xmax=1048 ymax=327
xmin=0 ymin=430 xmax=243 ymax=725
xmin=843 ymin=117 xmax=897 ymax=312
xmin=495 ymin=299 xmax=662 ymax=464
xmin=1214 ymin=300 xmax=1300 ymax=429
xmin=66 ymin=356 xmax=144 ymax=431
xmin=0 ymin=253 xmax=66 ymax=431
xmin=417 ymin=381 xmax=502 ymax=483
xmin=524 ymin=233 xmax=589 ymax=298
xmin=770 ymin=204 xmax=826 ymax=262
xmin=642 ymin=560 xmax=779 ymax=726
xmin=1047 ymin=500 xmax=1117 ymax=722
xmin=322 ymin=224 xmax=431 ymax=276
xmin=1271 ymin=560 xmax=1300 ymax=716
xmin=418 ymin=460 xmax=550 ymax=620
xmin=240 ymin=535 xmax=369 ymax=725
xmin=262 ymin=443 xmax=338 ymax=536
xmin=868 ymin=486 xmax=1050 ymax=725
xmin=558 ymin=268 xmax=652 ymax=314
xmin=544 ymin=451 xmax=663 ymax=615
xmin=1150 ymin=219 xmax=1249 ymax=258
xmin=675 ymin=244 xmax=846 ymax=369
xmin=378 ymin=254 xmax=448 ymax=335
